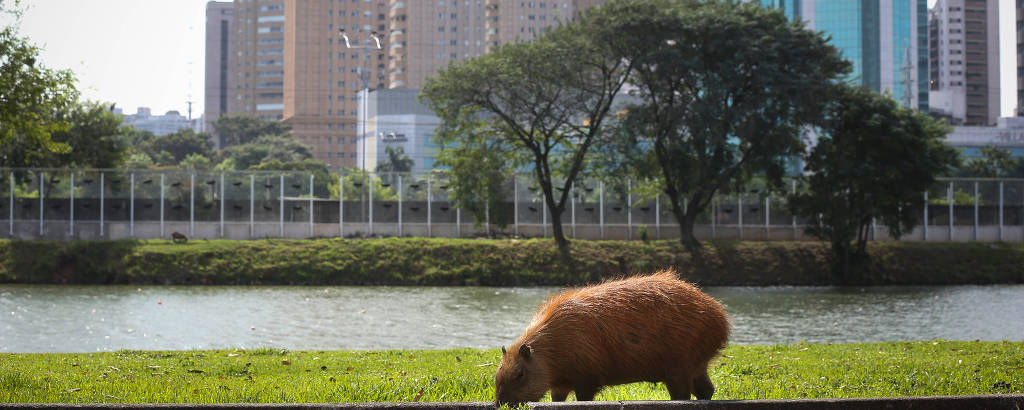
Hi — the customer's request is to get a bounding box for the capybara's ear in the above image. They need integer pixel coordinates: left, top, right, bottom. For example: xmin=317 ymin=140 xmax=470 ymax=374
xmin=501 ymin=346 xmax=507 ymax=355
xmin=519 ymin=344 xmax=532 ymax=359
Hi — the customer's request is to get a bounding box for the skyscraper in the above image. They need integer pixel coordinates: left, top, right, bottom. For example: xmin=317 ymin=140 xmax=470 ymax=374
xmin=928 ymin=0 xmax=1000 ymax=126
xmin=1017 ymin=0 xmax=1024 ymax=116
xmin=223 ymin=0 xmax=601 ymax=169
xmin=204 ymin=1 xmax=234 ymax=146
xmin=758 ymin=0 xmax=929 ymax=112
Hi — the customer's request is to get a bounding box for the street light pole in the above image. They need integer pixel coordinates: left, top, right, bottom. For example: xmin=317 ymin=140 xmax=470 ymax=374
xmin=339 ymin=28 xmax=383 ymax=172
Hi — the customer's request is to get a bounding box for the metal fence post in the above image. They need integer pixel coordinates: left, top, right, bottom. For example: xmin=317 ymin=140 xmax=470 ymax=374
xmin=70 ymin=173 xmax=75 ymax=236
xmin=513 ymin=176 xmax=518 ymax=237
xmin=249 ymin=174 xmax=254 ymax=238
xmin=541 ymin=193 xmax=547 ymax=238
xmin=457 ymin=206 xmax=462 ymax=238
xmin=190 ymin=173 xmax=195 ymax=237
xmin=220 ymin=173 xmax=226 ymax=238
xmin=38 ymin=171 xmax=44 ymax=237
xmin=129 ymin=172 xmax=134 ymax=237
xmin=368 ymin=172 xmax=374 ymax=236
xmin=309 ymin=174 xmax=314 ymax=238
xmin=160 ymin=174 xmax=165 ymax=238
xmin=599 ymin=181 xmax=604 ymax=239
xmin=279 ymin=174 xmax=284 ymax=237
xmin=948 ymin=181 xmax=953 ymax=241
xmin=344 ymin=173 xmax=348 ymax=236
xmin=627 ymin=179 xmax=632 ymax=241
xmin=999 ymin=181 xmax=1004 ymax=241
xmin=397 ymin=174 xmax=402 ymax=237
xmin=712 ymin=196 xmax=717 ymax=240
xmin=923 ymin=191 xmax=928 ymax=241
xmin=655 ymin=194 xmax=661 ymax=240
xmin=427 ymin=174 xmax=432 ymax=237
xmin=738 ymin=194 xmax=743 ymax=240
xmin=100 ymin=172 xmax=105 ymax=237
xmin=792 ymin=180 xmax=797 ymax=240
xmin=765 ymin=196 xmax=770 ymax=239
xmin=974 ymin=181 xmax=978 ymax=241
xmin=571 ymin=183 xmax=576 ymax=239
xmin=8 ymin=171 xmax=13 ymax=236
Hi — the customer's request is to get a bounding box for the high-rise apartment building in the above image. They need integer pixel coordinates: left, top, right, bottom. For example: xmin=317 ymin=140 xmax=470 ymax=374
xmin=1017 ymin=0 xmax=1023 ymax=116
xmin=388 ymin=0 xmax=604 ymax=89
xmin=204 ymin=1 xmax=233 ymax=146
xmin=758 ymin=0 xmax=930 ymax=112
xmin=224 ymin=0 xmax=604 ymax=169
xmin=928 ymin=0 xmax=999 ymax=126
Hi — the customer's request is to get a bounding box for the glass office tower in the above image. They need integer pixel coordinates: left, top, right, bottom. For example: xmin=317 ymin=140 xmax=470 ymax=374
xmin=759 ymin=0 xmax=928 ymax=111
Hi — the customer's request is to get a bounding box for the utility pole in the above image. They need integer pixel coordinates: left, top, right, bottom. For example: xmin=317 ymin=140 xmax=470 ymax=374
xmin=900 ymin=46 xmax=914 ymax=109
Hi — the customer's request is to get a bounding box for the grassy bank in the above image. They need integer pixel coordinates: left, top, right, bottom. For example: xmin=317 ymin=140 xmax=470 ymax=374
xmin=2 ymin=238 xmax=1024 ymax=286
xmin=0 ymin=341 xmax=1020 ymax=403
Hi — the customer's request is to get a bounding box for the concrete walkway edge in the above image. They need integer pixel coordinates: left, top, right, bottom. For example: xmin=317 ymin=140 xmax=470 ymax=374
xmin=2 ymin=395 xmax=1024 ymax=410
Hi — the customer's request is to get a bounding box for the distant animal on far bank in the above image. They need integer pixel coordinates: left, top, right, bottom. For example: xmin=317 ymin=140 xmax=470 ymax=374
xmin=494 ymin=270 xmax=730 ymax=406
xmin=171 ymin=232 xmax=188 ymax=244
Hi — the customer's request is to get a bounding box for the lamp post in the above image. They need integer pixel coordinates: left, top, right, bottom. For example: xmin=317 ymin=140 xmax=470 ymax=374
xmin=339 ymin=27 xmax=383 ymax=172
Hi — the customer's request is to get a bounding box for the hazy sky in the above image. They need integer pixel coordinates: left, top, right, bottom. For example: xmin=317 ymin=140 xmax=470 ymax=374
xmin=2 ymin=0 xmax=1019 ymax=118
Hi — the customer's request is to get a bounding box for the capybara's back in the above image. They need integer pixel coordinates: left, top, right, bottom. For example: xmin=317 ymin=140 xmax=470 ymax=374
xmin=495 ymin=270 xmax=729 ymax=405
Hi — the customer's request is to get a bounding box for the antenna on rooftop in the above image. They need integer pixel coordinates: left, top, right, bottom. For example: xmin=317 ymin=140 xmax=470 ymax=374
xmin=899 ymin=46 xmax=914 ymax=109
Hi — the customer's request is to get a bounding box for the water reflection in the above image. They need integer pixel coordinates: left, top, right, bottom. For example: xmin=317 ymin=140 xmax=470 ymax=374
xmin=0 ymin=285 xmax=1021 ymax=353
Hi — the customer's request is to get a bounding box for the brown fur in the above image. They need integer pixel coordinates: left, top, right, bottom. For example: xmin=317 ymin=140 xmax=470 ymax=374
xmin=494 ymin=269 xmax=729 ymax=406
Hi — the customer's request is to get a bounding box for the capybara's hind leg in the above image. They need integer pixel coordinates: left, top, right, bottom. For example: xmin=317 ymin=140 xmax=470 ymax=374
xmin=664 ymin=376 xmax=693 ymax=400
xmin=550 ymin=388 xmax=570 ymax=402
xmin=693 ymin=369 xmax=715 ymax=400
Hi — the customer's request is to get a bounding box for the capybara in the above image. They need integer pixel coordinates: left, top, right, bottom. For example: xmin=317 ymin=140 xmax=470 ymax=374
xmin=171 ymin=231 xmax=188 ymax=244
xmin=494 ymin=270 xmax=729 ymax=406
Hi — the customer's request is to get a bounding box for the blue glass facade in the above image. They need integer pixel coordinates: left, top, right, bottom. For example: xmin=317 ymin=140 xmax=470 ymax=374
xmin=759 ymin=0 xmax=928 ymax=110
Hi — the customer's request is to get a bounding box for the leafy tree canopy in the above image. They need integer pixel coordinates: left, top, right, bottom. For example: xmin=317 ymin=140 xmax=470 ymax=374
xmin=611 ymin=0 xmax=851 ymax=252
xmin=789 ymin=84 xmax=959 ymax=280
xmin=216 ymin=135 xmax=313 ymax=170
xmin=213 ymin=113 xmax=291 ymax=147
xmin=0 ymin=4 xmax=79 ymax=167
xmin=140 ymin=129 xmax=214 ymax=165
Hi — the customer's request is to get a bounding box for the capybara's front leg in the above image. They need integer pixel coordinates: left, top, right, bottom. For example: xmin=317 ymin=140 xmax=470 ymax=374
xmin=664 ymin=376 xmax=693 ymax=400
xmin=693 ymin=369 xmax=715 ymax=400
xmin=550 ymin=388 xmax=570 ymax=402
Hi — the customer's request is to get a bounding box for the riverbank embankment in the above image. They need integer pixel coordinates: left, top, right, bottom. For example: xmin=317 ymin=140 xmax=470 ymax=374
xmin=2 ymin=238 xmax=1023 ymax=286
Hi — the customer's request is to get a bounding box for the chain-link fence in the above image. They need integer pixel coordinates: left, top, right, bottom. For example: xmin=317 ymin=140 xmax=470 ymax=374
xmin=1 ymin=168 xmax=1019 ymax=242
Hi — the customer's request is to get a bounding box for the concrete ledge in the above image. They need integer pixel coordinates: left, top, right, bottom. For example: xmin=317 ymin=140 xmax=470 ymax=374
xmin=2 ymin=395 xmax=1024 ymax=410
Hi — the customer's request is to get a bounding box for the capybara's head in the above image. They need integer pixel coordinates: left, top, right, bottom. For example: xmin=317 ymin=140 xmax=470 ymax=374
xmin=494 ymin=343 xmax=548 ymax=407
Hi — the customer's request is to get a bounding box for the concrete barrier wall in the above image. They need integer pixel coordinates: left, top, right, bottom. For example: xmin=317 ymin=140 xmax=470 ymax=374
xmin=2 ymin=395 xmax=1024 ymax=409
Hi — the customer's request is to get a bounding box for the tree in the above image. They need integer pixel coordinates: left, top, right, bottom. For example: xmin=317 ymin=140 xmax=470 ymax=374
xmin=0 ymin=5 xmax=79 ymax=167
xmin=612 ymin=0 xmax=850 ymax=252
xmin=789 ymin=85 xmax=959 ymax=281
xmin=140 ymin=129 xmax=214 ymax=165
xmin=47 ymin=100 xmax=129 ymax=168
xmin=178 ymin=153 xmax=213 ymax=171
xmin=216 ymin=135 xmax=313 ymax=170
xmin=213 ymin=113 xmax=291 ymax=147
xmin=421 ymin=5 xmax=634 ymax=255
xmin=375 ymin=146 xmax=415 ymax=188
xmin=433 ymin=125 xmax=519 ymax=230
xmin=962 ymin=146 xmax=1024 ymax=178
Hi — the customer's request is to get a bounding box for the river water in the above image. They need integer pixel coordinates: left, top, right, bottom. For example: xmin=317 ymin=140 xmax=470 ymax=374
xmin=1 ymin=285 xmax=1022 ymax=353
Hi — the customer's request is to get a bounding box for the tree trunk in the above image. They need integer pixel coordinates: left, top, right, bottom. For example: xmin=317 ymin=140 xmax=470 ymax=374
xmin=831 ymin=239 xmax=851 ymax=284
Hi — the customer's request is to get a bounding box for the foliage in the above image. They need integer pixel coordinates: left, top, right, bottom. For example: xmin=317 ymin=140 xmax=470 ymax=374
xmin=0 ymin=19 xmax=79 ymax=167
xmin=375 ymin=146 xmax=415 ymax=188
xmin=140 ymin=129 xmax=214 ymax=165
xmin=122 ymin=152 xmax=155 ymax=169
xmin=212 ymin=113 xmax=291 ymax=147
xmin=610 ymin=0 xmax=850 ymax=252
xmin=421 ymin=4 xmax=635 ymax=253
xmin=250 ymin=159 xmax=333 ymax=196
xmin=961 ymin=146 xmax=1024 ymax=178
xmin=432 ymin=122 xmax=518 ymax=229
xmin=330 ymin=169 xmax=398 ymax=201
xmin=789 ymin=85 xmax=959 ymax=281
xmin=178 ymin=153 xmax=213 ymax=171
xmin=4 ymin=238 xmax=1024 ymax=287
xmin=0 ymin=341 xmax=1021 ymax=403
xmin=216 ymin=135 xmax=313 ymax=170
xmin=46 ymin=100 xmax=128 ymax=168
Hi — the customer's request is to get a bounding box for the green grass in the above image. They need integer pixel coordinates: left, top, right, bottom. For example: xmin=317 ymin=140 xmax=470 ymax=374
xmin=1 ymin=341 xmax=1021 ymax=403
xmin=3 ymin=238 xmax=1024 ymax=286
